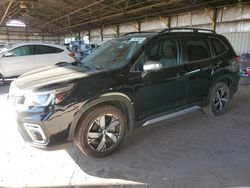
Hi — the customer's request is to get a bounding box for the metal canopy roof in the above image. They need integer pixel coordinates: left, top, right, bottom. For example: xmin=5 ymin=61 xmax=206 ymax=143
xmin=0 ymin=0 xmax=249 ymax=34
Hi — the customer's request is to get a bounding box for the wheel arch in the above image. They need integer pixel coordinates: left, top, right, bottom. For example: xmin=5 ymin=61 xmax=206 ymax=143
xmin=0 ymin=65 xmax=5 ymax=79
xmin=208 ymin=72 xmax=234 ymax=100
xmin=68 ymin=92 xmax=135 ymax=141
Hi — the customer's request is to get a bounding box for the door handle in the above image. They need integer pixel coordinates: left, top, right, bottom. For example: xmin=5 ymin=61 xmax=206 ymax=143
xmin=186 ymin=69 xmax=201 ymax=75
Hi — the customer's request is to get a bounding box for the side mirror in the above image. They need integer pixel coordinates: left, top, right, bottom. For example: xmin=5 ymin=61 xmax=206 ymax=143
xmin=143 ymin=61 xmax=162 ymax=72
xmin=4 ymin=52 xmax=14 ymax=57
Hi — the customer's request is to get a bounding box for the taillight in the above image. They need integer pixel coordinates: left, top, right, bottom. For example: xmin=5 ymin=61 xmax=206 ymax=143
xmin=235 ymin=55 xmax=241 ymax=64
xmin=68 ymin=52 xmax=76 ymax=59
xmin=247 ymin=68 xmax=250 ymax=76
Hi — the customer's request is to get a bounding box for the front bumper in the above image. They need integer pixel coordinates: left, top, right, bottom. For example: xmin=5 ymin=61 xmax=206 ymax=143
xmin=15 ymin=103 xmax=79 ymax=150
xmin=17 ymin=124 xmax=70 ymax=151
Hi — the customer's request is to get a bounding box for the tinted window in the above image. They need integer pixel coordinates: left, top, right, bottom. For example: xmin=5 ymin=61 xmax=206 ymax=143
xmin=11 ymin=45 xmax=33 ymax=56
xmin=184 ymin=39 xmax=210 ymax=62
xmin=147 ymin=42 xmax=160 ymax=61
xmin=146 ymin=39 xmax=178 ymax=68
xmin=34 ymin=45 xmax=63 ymax=55
xmin=211 ymin=38 xmax=227 ymax=55
xmin=81 ymin=37 xmax=146 ymax=69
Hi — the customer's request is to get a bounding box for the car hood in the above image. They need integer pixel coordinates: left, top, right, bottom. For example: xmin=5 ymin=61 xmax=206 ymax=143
xmin=0 ymin=48 xmax=8 ymax=53
xmin=0 ymin=51 xmax=6 ymax=57
xmin=12 ymin=65 xmax=101 ymax=90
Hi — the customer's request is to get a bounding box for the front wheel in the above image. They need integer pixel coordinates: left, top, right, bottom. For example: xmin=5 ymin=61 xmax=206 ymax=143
xmin=203 ymin=82 xmax=230 ymax=116
xmin=74 ymin=105 xmax=126 ymax=158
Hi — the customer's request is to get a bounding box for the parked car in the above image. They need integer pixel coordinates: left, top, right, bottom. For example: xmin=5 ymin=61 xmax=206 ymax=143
xmin=0 ymin=44 xmax=5 ymax=51
xmin=9 ymin=28 xmax=240 ymax=157
xmin=0 ymin=42 xmax=17 ymax=53
xmin=0 ymin=42 xmax=76 ymax=81
xmin=240 ymin=53 xmax=250 ymax=77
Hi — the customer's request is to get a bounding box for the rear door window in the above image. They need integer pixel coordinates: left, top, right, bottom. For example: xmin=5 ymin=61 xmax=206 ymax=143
xmin=211 ymin=38 xmax=227 ymax=56
xmin=183 ymin=39 xmax=211 ymax=62
xmin=34 ymin=45 xmax=63 ymax=55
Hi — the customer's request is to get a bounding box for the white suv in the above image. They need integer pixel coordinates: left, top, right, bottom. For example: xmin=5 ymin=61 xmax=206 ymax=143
xmin=0 ymin=43 xmax=75 ymax=80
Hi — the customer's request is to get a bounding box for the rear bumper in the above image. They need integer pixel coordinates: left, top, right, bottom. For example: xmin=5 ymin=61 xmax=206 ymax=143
xmin=231 ymin=74 xmax=240 ymax=96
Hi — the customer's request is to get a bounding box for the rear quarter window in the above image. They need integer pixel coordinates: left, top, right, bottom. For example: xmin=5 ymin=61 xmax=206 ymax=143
xmin=211 ymin=38 xmax=227 ymax=56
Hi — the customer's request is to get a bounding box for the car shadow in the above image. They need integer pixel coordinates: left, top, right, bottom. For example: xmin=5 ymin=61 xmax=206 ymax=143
xmin=66 ymin=86 xmax=250 ymax=187
xmin=66 ymin=110 xmax=209 ymax=184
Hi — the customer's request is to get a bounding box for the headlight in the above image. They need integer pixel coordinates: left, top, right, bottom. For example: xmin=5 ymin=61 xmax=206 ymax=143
xmin=24 ymin=84 xmax=74 ymax=107
xmin=24 ymin=93 xmax=51 ymax=106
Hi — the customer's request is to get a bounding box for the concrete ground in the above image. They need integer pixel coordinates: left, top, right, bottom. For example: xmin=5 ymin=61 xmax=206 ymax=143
xmin=0 ymin=81 xmax=250 ymax=188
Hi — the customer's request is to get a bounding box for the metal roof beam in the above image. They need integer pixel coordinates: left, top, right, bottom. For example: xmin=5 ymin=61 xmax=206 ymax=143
xmin=0 ymin=0 xmax=14 ymax=26
xmin=60 ymin=1 xmax=182 ymax=30
xmin=44 ymin=0 xmax=105 ymax=26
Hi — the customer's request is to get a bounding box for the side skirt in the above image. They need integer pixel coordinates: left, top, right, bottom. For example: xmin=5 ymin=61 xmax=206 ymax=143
xmin=140 ymin=106 xmax=201 ymax=127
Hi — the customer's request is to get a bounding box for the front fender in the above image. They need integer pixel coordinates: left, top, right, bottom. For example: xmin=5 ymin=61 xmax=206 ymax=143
xmin=68 ymin=92 xmax=135 ymax=141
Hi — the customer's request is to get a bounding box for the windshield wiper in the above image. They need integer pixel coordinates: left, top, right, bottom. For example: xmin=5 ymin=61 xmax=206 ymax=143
xmin=94 ymin=65 xmax=102 ymax=70
xmin=82 ymin=63 xmax=102 ymax=70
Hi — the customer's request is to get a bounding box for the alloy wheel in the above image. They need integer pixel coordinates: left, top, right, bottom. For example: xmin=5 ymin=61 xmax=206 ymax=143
xmin=213 ymin=87 xmax=228 ymax=112
xmin=87 ymin=114 xmax=121 ymax=152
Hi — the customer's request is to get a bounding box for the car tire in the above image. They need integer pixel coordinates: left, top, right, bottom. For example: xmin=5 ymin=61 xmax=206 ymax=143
xmin=55 ymin=62 xmax=68 ymax=66
xmin=203 ymin=82 xmax=230 ymax=116
xmin=74 ymin=105 xmax=126 ymax=158
xmin=0 ymin=73 xmax=4 ymax=83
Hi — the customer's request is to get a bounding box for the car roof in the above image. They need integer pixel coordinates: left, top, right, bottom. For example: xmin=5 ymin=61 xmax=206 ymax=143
xmin=119 ymin=32 xmax=157 ymax=39
xmin=119 ymin=30 xmax=221 ymax=41
xmin=9 ymin=42 xmax=67 ymax=50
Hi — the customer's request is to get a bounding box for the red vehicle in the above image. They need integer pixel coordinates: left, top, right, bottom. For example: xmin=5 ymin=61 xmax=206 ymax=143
xmin=240 ymin=53 xmax=250 ymax=77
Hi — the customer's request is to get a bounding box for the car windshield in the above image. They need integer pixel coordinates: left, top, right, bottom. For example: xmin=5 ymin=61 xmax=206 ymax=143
xmin=0 ymin=43 xmax=17 ymax=53
xmin=4 ymin=43 xmax=17 ymax=49
xmin=80 ymin=37 xmax=147 ymax=69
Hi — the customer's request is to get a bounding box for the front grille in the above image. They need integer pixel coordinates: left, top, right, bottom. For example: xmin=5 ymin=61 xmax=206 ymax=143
xmin=8 ymin=95 xmax=18 ymax=105
xmin=8 ymin=95 xmax=24 ymax=105
xmin=24 ymin=123 xmax=47 ymax=144
xmin=8 ymin=83 xmax=24 ymax=106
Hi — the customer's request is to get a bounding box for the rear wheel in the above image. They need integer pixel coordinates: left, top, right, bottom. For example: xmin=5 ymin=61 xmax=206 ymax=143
xmin=203 ymin=82 xmax=230 ymax=116
xmin=74 ymin=105 xmax=126 ymax=157
xmin=0 ymin=73 xmax=4 ymax=83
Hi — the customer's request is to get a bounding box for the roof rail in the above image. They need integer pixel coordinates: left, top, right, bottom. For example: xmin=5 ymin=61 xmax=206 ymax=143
xmin=123 ymin=31 xmax=153 ymax=36
xmin=159 ymin=27 xmax=216 ymax=34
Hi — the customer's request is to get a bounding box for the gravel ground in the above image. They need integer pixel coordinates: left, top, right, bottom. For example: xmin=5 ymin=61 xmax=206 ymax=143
xmin=0 ymin=81 xmax=250 ymax=188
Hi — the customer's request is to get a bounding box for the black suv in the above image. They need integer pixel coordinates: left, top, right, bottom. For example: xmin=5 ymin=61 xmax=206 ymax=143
xmin=9 ymin=28 xmax=240 ymax=157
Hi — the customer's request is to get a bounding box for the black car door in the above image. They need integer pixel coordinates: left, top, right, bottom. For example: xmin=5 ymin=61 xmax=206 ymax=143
xmin=132 ymin=37 xmax=188 ymax=120
xmin=181 ymin=37 xmax=214 ymax=104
